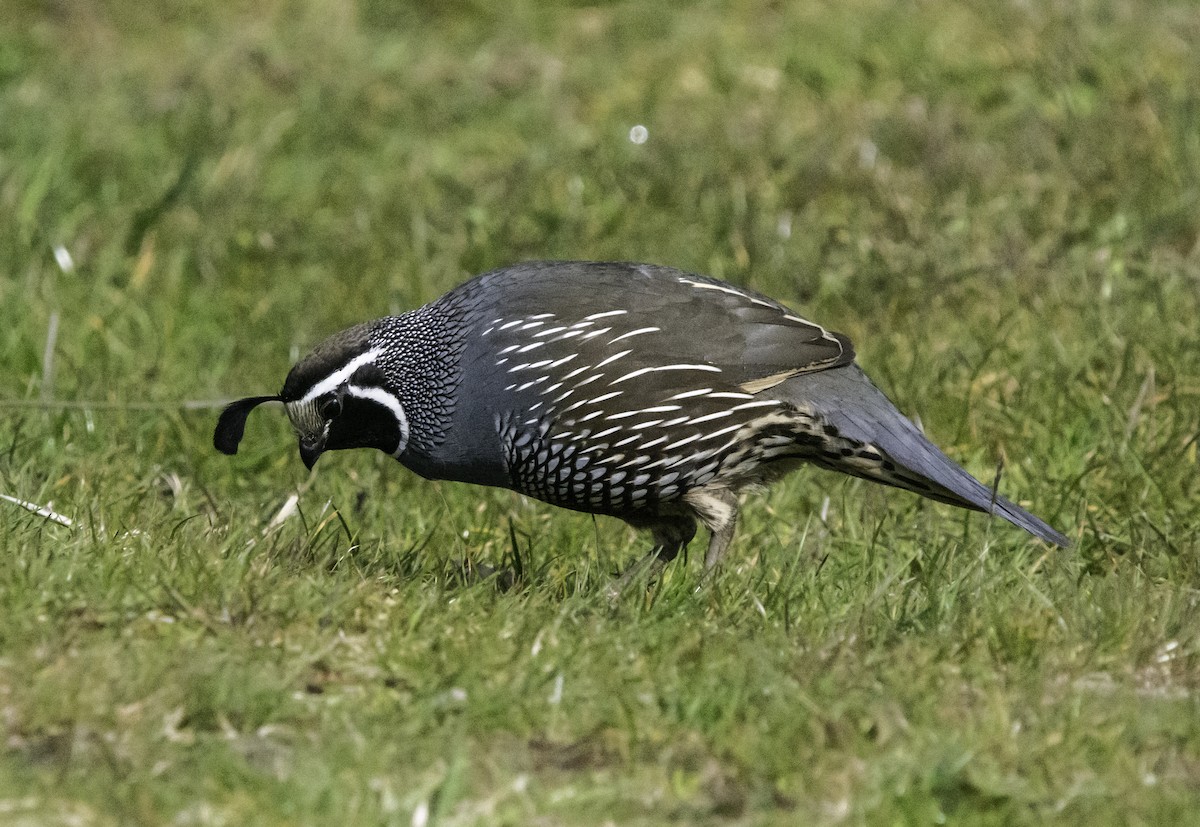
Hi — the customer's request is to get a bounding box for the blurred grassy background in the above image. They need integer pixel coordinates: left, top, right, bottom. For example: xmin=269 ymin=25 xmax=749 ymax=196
xmin=2 ymin=1 xmax=1199 ymax=824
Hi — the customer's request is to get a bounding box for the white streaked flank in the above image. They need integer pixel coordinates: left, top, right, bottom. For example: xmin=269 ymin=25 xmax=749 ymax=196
xmin=667 ymin=387 xmax=714 ymax=401
xmin=678 ymin=277 xmax=748 ymax=298
xmin=561 ymin=364 xmax=592 ymax=381
xmin=593 ymin=349 xmax=632 ymax=369
xmin=682 ymin=409 xmax=734 ymax=426
xmin=605 ymin=404 xmax=682 ymax=421
xmin=509 ymin=359 xmax=552 ymax=373
xmin=533 ymin=326 xmax=569 ymax=338
xmin=607 ymin=326 xmax=660 ymax=344
xmin=610 ymin=364 xmax=721 ymax=385
xmin=698 ymin=421 xmax=748 ymax=441
xmin=664 ymin=433 xmax=702 ymax=451
xmin=730 ymin=399 xmax=786 ymax=412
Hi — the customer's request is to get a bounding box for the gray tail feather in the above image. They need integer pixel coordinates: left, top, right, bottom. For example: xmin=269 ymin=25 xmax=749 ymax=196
xmin=783 ymin=366 xmax=1070 ymax=548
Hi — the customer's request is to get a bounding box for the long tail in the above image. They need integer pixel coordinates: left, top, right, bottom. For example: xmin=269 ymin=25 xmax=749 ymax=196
xmin=781 ymin=365 xmax=1070 ymax=547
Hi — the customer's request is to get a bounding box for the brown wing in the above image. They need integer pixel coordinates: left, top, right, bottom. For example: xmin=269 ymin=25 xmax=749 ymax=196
xmin=467 ymin=261 xmax=855 ymax=393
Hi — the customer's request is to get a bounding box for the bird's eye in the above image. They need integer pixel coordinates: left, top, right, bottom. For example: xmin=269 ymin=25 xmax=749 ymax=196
xmin=319 ymin=395 xmax=342 ymax=419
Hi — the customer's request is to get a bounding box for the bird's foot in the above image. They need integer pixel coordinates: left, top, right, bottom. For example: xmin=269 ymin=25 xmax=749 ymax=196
xmin=604 ymin=554 xmax=668 ymax=602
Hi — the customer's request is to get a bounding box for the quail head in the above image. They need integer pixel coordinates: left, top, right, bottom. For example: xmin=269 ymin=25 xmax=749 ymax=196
xmin=215 ymin=261 xmax=1069 ymax=571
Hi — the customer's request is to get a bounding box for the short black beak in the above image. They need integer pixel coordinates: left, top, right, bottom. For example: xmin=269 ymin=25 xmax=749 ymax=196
xmin=299 ymin=439 xmax=324 ymax=470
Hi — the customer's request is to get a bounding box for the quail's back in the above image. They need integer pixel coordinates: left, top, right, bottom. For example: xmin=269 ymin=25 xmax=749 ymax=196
xmin=215 ymin=261 xmax=1070 ymax=571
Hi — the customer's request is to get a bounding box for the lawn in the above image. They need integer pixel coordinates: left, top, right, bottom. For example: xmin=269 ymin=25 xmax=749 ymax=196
xmin=2 ymin=1 xmax=1199 ymax=824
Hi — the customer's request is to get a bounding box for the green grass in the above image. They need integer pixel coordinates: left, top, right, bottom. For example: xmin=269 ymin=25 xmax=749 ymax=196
xmin=2 ymin=0 xmax=1200 ymax=823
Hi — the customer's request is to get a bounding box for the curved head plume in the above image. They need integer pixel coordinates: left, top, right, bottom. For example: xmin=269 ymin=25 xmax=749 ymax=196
xmin=213 ymin=395 xmax=282 ymax=455
xmin=213 ymin=320 xmax=407 ymax=470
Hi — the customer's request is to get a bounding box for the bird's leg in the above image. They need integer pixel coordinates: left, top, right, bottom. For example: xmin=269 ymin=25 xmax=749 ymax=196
xmin=684 ymin=486 xmax=740 ymax=570
xmin=606 ymin=514 xmax=696 ymax=598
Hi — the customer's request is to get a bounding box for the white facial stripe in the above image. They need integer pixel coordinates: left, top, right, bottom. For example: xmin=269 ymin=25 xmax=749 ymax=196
xmin=299 ymin=349 xmax=383 ymax=403
xmin=344 ymin=383 xmax=410 ymax=457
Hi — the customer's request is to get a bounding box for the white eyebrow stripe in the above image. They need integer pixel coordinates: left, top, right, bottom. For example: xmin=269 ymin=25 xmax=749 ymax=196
xmin=607 ymin=326 xmax=660 ymax=344
xmin=584 ymin=310 xmax=628 ymax=320
xmin=300 ymin=349 xmax=382 ymax=403
xmin=343 ymin=383 xmax=409 ymax=456
xmin=610 ymin=364 xmax=722 ymax=385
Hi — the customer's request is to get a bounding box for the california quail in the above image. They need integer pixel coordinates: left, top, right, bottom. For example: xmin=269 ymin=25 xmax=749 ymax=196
xmin=215 ymin=261 xmax=1070 ymax=572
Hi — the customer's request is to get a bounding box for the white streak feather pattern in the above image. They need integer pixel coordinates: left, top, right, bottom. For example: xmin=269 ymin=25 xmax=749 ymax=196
xmin=610 ymin=364 xmax=722 ymax=385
